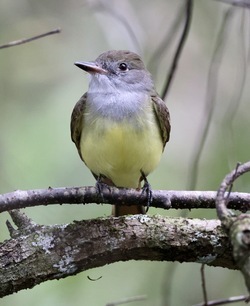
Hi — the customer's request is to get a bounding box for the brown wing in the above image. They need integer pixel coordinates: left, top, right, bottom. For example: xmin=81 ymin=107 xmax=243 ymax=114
xmin=70 ymin=92 xmax=87 ymax=161
xmin=151 ymin=94 xmax=171 ymax=150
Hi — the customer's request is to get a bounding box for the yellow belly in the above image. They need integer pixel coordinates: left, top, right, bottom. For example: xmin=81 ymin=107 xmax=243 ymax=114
xmin=80 ymin=116 xmax=163 ymax=188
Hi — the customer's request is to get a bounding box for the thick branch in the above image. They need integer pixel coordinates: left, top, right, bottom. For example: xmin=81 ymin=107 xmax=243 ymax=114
xmin=0 ymin=214 xmax=234 ymax=298
xmin=0 ymin=187 xmax=249 ymax=213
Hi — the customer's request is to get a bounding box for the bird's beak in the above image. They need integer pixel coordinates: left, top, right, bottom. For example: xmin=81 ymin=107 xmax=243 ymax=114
xmin=74 ymin=61 xmax=107 ymax=74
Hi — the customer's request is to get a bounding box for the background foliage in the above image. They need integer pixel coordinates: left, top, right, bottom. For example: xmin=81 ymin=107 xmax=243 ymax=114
xmin=0 ymin=0 xmax=249 ymax=305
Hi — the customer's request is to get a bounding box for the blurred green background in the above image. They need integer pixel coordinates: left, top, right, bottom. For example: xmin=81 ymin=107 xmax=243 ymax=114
xmin=0 ymin=0 xmax=249 ymax=305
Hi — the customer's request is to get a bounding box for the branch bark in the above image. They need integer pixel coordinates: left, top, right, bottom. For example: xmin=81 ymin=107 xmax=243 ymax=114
xmin=216 ymin=161 xmax=250 ymax=295
xmin=0 ymin=213 xmax=234 ymax=298
xmin=0 ymin=186 xmax=249 ymax=213
xmin=0 ymin=185 xmax=249 ymax=297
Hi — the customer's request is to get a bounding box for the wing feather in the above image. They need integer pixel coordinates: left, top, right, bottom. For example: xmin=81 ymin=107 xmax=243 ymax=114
xmin=151 ymin=94 xmax=171 ymax=149
xmin=70 ymin=93 xmax=87 ymax=161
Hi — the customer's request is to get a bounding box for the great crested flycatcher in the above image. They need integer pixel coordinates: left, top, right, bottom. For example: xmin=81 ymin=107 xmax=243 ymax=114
xmin=71 ymin=50 xmax=171 ymax=216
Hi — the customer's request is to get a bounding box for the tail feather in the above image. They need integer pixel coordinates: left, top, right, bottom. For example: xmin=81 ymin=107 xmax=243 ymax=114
xmin=95 ymin=174 xmax=146 ymax=216
xmin=112 ymin=204 xmax=145 ymax=216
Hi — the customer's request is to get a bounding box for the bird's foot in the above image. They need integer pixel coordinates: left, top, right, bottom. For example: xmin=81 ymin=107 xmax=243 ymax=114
xmin=140 ymin=171 xmax=153 ymax=213
xmin=95 ymin=175 xmax=112 ymax=202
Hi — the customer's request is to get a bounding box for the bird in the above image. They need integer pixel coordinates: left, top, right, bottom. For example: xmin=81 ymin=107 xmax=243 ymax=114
xmin=71 ymin=50 xmax=171 ymax=216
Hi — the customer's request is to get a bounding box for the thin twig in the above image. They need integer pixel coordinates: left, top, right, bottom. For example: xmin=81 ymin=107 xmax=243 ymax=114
xmin=222 ymin=11 xmax=248 ymax=169
xmin=87 ymin=275 xmax=102 ymax=281
xmin=201 ymin=264 xmax=208 ymax=305
xmin=161 ymin=263 xmax=179 ymax=306
xmin=161 ymin=0 xmax=193 ymax=100
xmin=193 ymin=294 xmax=248 ymax=306
xmin=187 ymin=8 xmax=234 ymax=190
xmin=214 ymin=0 xmax=250 ymax=8
xmin=106 ymin=295 xmax=147 ymax=306
xmin=91 ymin=0 xmax=141 ymax=53
xmin=148 ymin=3 xmax=186 ymax=77
xmin=0 ymin=28 xmax=61 ymax=49
xmin=226 ymin=162 xmax=241 ymax=204
xmin=216 ymin=161 xmax=250 ymax=227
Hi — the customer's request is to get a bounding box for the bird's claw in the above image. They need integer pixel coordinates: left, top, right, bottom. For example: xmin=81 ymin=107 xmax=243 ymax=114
xmin=95 ymin=175 xmax=111 ymax=202
xmin=140 ymin=171 xmax=153 ymax=213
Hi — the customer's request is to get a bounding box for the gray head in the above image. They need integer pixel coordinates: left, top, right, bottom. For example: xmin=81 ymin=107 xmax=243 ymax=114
xmin=74 ymin=50 xmax=154 ymax=94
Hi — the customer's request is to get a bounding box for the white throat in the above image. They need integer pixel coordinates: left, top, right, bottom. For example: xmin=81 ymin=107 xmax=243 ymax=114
xmin=87 ymin=74 xmax=151 ymax=121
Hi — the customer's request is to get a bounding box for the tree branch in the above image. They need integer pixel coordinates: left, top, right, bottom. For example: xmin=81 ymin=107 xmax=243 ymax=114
xmin=216 ymin=161 xmax=250 ymax=295
xmin=0 ymin=28 xmax=61 ymax=49
xmin=0 ymin=214 xmax=234 ymax=298
xmin=0 ymin=187 xmax=249 ymax=213
xmin=161 ymin=0 xmax=193 ymax=100
xmin=213 ymin=0 xmax=250 ymax=8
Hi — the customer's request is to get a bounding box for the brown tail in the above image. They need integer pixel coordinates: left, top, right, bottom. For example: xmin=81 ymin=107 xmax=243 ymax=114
xmin=111 ymin=178 xmax=146 ymax=216
xmin=95 ymin=174 xmax=146 ymax=216
xmin=112 ymin=204 xmax=145 ymax=216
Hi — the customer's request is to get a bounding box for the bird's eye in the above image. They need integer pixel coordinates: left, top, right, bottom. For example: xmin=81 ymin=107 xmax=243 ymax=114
xmin=119 ymin=63 xmax=128 ymax=71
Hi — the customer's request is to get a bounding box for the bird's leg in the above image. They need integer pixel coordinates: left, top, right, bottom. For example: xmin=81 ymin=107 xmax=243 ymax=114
xmin=95 ymin=174 xmax=113 ymax=201
xmin=140 ymin=170 xmax=153 ymax=213
xmin=95 ymin=176 xmax=104 ymax=201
